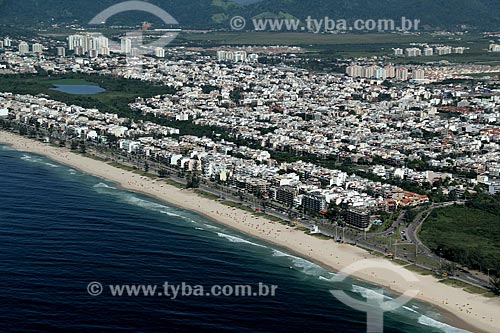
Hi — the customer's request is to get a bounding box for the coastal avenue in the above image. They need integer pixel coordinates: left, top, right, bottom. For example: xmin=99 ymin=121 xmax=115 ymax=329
xmin=82 ymin=140 xmax=492 ymax=290
xmin=0 ymin=122 xmax=492 ymax=290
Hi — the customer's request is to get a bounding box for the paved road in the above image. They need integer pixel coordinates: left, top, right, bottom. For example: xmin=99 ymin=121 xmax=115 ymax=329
xmin=404 ymin=202 xmax=490 ymax=288
xmin=87 ymin=145 xmax=491 ymax=290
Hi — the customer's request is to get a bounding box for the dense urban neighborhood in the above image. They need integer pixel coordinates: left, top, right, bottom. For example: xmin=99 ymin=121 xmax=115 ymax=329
xmin=0 ymin=32 xmax=499 ymax=291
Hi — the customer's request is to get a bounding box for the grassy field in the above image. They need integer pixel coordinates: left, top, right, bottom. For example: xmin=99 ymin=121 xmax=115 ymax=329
xmin=439 ymin=278 xmax=495 ymax=297
xmin=181 ymin=31 xmax=449 ymax=46
xmin=48 ymin=78 xmax=99 ymax=86
xmin=178 ymin=31 xmax=499 ymax=63
xmin=419 ymin=206 xmax=500 ymax=273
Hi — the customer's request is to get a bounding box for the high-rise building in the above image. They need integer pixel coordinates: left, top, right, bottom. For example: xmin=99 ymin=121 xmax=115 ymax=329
xmin=276 ymin=186 xmax=297 ymax=208
xmin=130 ymin=48 xmax=140 ymax=57
xmin=94 ymin=36 xmax=109 ymax=51
xmin=155 ymin=47 xmax=165 ymax=58
xmin=423 ymin=47 xmax=433 ymax=56
xmin=363 ymin=66 xmax=377 ymax=79
xmin=217 ymin=50 xmax=247 ymax=63
xmin=302 ymin=192 xmax=327 ymax=212
xmin=374 ymin=67 xmax=387 ymax=80
xmin=217 ymin=50 xmax=227 ymax=61
xmin=68 ymin=34 xmax=109 ymax=56
xmin=3 ymin=37 xmax=11 ymax=47
xmin=435 ymin=46 xmax=452 ymax=55
xmin=346 ymin=65 xmax=363 ymax=78
xmin=99 ymin=47 xmax=110 ymax=56
xmin=234 ymin=51 xmax=247 ymax=63
xmin=32 ymin=43 xmax=43 ymax=54
xmin=413 ymin=69 xmax=425 ymax=81
xmin=56 ymin=47 xmax=66 ymax=57
xmin=393 ymin=48 xmax=403 ymax=56
xmin=405 ymin=47 xmax=421 ymax=57
xmin=121 ymin=38 xmax=132 ymax=54
xmin=345 ymin=209 xmax=370 ymax=229
xmin=74 ymin=46 xmax=84 ymax=56
xmin=489 ymin=44 xmax=500 ymax=52
xmin=68 ymin=35 xmax=78 ymax=51
xmin=18 ymin=41 xmax=29 ymax=55
xmin=384 ymin=65 xmax=396 ymax=78
xmin=396 ymin=67 xmax=409 ymax=81
xmin=248 ymin=53 xmax=259 ymax=63
xmin=89 ymin=49 xmax=99 ymax=58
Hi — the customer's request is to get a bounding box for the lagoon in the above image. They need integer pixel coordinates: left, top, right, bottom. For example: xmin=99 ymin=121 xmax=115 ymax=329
xmin=50 ymin=84 xmax=106 ymax=95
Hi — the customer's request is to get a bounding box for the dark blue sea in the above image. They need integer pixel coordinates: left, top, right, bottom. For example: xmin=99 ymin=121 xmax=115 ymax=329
xmin=0 ymin=144 xmax=470 ymax=333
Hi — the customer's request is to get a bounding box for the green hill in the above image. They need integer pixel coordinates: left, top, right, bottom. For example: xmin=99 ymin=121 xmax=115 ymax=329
xmin=0 ymin=0 xmax=499 ymax=30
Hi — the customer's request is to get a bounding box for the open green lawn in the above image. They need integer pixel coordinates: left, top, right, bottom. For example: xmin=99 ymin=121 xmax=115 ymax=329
xmin=179 ymin=31 xmax=498 ymax=62
xmin=439 ymin=278 xmax=494 ymax=296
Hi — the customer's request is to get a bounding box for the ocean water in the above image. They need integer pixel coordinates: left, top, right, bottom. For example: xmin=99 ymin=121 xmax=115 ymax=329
xmin=0 ymin=145 xmax=471 ymax=333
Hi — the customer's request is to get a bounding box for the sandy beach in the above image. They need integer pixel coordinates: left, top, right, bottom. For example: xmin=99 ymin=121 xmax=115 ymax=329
xmin=1 ymin=130 xmax=499 ymax=333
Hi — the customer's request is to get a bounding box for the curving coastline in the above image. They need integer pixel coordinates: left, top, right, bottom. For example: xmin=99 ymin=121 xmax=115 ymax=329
xmin=1 ymin=130 xmax=499 ymax=333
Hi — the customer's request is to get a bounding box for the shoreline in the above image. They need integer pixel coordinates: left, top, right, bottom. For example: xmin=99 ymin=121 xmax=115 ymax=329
xmin=1 ymin=130 xmax=498 ymax=333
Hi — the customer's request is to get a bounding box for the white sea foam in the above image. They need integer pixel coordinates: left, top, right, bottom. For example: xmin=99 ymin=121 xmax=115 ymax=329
xmin=160 ymin=210 xmax=182 ymax=218
xmin=351 ymin=285 xmax=393 ymax=302
xmin=93 ymin=182 xmax=115 ymax=189
xmin=318 ymin=274 xmax=337 ymax=282
xmin=402 ymin=305 xmax=419 ymax=314
xmin=271 ymin=249 xmax=330 ymax=277
xmin=93 ymin=187 xmax=198 ymax=225
xmin=418 ymin=314 xmax=471 ymax=333
xmin=204 ymin=224 xmax=220 ymax=230
xmin=216 ymin=232 xmax=267 ymax=248
xmin=20 ymin=154 xmax=55 ymax=167
xmin=195 ymin=227 xmax=204 ymax=231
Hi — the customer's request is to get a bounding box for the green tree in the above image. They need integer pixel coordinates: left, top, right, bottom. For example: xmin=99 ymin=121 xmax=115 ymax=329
xmin=186 ymin=172 xmax=200 ymax=189
xmin=79 ymin=142 xmax=86 ymax=154
xmin=490 ymin=275 xmax=500 ymax=296
xmin=158 ymin=168 xmax=168 ymax=178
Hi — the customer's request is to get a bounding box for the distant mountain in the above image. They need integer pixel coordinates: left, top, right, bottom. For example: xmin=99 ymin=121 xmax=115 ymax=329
xmin=0 ymin=0 xmax=499 ymax=30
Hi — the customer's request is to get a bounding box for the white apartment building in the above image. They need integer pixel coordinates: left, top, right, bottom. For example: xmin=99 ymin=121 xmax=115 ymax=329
xmin=393 ymin=48 xmax=403 ymax=56
xmin=32 ymin=43 xmax=43 ymax=54
xmin=18 ymin=41 xmax=29 ymax=55
xmin=396 ymin=67 xmax=409 ymax=81
xmin=121 ymin=38 xmax=132 ymax=54
xmin=346 ymin=65 xmax=363 ymax=78
xmin=413 ymin=69 xmax=425 ymax=81
xmin=155 ymin=47 xmax=165 ymax=58
xmin=405 ymin=48 xmax=421 ymax=57
xmin=56 ymin=47 xmax=66 ymax=57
